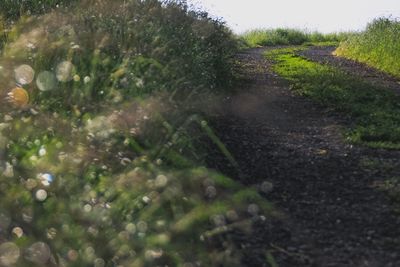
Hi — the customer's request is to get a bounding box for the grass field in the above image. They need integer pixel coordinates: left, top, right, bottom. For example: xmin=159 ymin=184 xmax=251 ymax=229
xmin=266 ymin=48 xmax=400 ymax=149
xmin=241 ymin=28 xmax=351 ymax=48
xmin=335 ymin=17 xmax=400 ymax=78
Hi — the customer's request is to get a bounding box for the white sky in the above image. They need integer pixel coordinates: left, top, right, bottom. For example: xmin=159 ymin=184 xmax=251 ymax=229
xmin=187 ymin=0 xmax=400 ymax=33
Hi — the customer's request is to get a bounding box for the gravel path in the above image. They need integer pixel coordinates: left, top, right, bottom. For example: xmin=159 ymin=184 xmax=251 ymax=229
xmin=207 ymin=47 xmax=400 ymax=267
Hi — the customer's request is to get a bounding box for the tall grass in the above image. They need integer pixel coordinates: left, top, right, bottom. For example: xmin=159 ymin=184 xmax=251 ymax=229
xmin=335 ymin=17 xmax=400 ymax=78
xmin=241 ymin=28 xmax=351 ymax=47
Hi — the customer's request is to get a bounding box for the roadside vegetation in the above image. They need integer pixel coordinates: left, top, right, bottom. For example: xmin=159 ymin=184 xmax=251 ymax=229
xmin=0 ymin=1 xmax=277 ymax=266
xmin=241 ymin=28 xmax=351 ymax=48
xmin=335 ymin=17 xmax=400 ymax=78
xmin=265 ymin=48 xmax=400 ymax=149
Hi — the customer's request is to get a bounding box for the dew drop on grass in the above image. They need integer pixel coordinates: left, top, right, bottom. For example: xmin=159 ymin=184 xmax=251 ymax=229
xmin=24 ymin=242 xmax=51 ymax=265
xmin=226 ymin=210 xmax=239 ymax=221
xmin=67 ymin=250 xmax=78 ymax=261
xmin=37 ymin=173 xmax=53 ymax=187
xmin=94 ymin=258 xmax=105 ymax=267
xmin=142 ymin=196 xmax=151 ymax=204
xmin=7 ymin=87 xmax=29 ymax=107
xmin=84 ymin=76 xmax=91 ymax=84
xmin=12 ymin=227 xmax=24 ymax=238
xmin=247 ymin=204 xmax=259 ymax=216
xmin=155 ymin=174 xmax=168 ymax=188
xmin=137 ymin=221 xmax=148 ymax=233
xmin=0 ymin=242 xmax=20 ymax=266
xmin=83 ymin=204 xmax=92 ymax=212
xmin=36 ymin=71 xmax=57 ymax=91
xmin=205 ymin=186 xmax=217 ymax=198
xmin=120 ymin=157 xmax=131 ymax=166
xmin=14 ymin=64 xmax=35 ymax=85
xmin=261 ymin=181 xmax=274 ymax=193
xmin=211 ymin=214 xmax=226 ymax=226
xmin=84 ymin=246 xmax=95 ymax=259
xmin=38 ymin=147 xmax=47 ymax=157
xmin=35 ymin=189 xmax=48 ymax=201
xmin=56 ymin=61 xmax=74 ymax=82
xmin=46 ymin=228 xmax=57 ymax=239
xmin=125 ymin=223 xmax=136 ymax=234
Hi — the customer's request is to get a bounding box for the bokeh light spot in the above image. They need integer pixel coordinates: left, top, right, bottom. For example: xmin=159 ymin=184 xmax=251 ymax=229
xmin=56 ymin=61 xmax=74 ymax=82
xmin=36 ymin=71 xmax=57 ymax=91
xmin=35 ymin=189 xmax=48 ymax=201
xmin=14 ymin=64 xmax=35 ymax=85
xmin=24 ymin=242 xmax=51 ymax=265
xmin=0 ymin=242 xmax=20 ymax=266
xmin=7 ymin=87 xmax=29 ymax=107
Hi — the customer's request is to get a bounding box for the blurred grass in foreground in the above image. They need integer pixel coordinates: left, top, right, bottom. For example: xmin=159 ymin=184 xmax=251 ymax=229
xmin=0 ymin=1 xmax=279 ymax=266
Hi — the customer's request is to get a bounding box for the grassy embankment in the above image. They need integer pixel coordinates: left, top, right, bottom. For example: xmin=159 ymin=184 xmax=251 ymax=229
xmin=335 ymin=18 xmax=400 ymax=78
xmin=265 ymin=47 xmax=400 ymax=149
xmin=241 ymin=28 xmax=352 ymax=48
xmin=0 ymin=1 xmax=278 ymax=266
xmin=333 ymin=17 xmax=400 ymax=209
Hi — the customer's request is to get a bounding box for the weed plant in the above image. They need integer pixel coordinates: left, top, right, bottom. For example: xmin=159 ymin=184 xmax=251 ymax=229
xmin=335 ymin=17 xmax=400 ymax=78
xmin=266 ymin=48 xmax=400 ymax=149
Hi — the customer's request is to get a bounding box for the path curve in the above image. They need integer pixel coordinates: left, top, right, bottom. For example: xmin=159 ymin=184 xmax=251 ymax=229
xmin=298 ymin=46 xmax=400 ymax=95
xmin=208 ymin=47 xmax=400 ymax=267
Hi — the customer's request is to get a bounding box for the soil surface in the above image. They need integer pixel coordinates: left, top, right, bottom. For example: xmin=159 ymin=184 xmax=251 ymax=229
xmin=207 ymin=47 xmax=400 ymax=267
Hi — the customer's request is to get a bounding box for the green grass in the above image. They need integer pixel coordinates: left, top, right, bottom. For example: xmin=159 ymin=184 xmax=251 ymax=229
xmin=0 ymin=0 xmax=79 ymax=21
xmin=335 ymin=17 xmax=400 ymax=78
xmin=266 ymin=48 xmax=400 ymax=149
xmin=241 ymin=28 xmax=351 ymax=48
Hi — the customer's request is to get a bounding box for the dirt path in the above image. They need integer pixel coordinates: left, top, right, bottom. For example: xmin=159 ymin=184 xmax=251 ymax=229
xmin=207 ymin=47 xmax=400 ymax=267
xmin=298 ymin=46 xmax=400 ymax=95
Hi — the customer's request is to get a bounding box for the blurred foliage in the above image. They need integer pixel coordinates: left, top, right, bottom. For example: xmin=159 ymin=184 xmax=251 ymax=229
xmin=266 ymin=48 xmax=400 ymax=149
xmin=0 ymin=0 xmax=238 ymax=113
xmin=335 ymin=17 xmax=400 ymax=78
xmin=0 ymin=0 xmax=277 ymax=266
xmin=0 ymin=0 xmax=79 ymax=21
